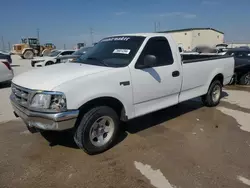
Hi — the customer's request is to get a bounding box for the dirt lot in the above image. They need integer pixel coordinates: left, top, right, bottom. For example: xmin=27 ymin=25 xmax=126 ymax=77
xmin=0 ymin=56 xmax=250 ymax=188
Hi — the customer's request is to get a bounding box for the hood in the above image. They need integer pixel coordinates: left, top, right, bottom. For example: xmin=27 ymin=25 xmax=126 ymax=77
xmin=12 ymin=63 xmax=112 ymax=91
xmin=0 ymin=51 xmax=10 ymax=55
xmin=56 ymin=55 xmax=80 ymax=60
xmin=32 ymin=56 xmax=54 ymax=61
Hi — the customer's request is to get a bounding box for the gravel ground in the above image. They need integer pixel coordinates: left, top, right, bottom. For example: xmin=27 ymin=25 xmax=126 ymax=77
xmin=0 ymin=57 xmax=250 ymax=188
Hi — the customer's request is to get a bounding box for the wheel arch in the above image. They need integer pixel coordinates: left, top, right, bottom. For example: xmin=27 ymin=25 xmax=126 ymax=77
xmin=21 ymin=48 xmax=34 ymax=55
xmin=77 ymin=96 xmax=127 ymax=123
xmin=211 ymin=73 xmax=224 ymax=86
xmin=207 ymin=72 xmax=224 ymax=90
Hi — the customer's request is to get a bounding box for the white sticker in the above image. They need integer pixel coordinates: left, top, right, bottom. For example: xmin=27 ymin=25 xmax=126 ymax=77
xmin=113 ymin=49 xmax=131 ymax=54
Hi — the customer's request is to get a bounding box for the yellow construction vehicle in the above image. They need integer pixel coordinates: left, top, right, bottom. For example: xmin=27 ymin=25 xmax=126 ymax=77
xmin=12 ymin=38 xmax=56 ymax=59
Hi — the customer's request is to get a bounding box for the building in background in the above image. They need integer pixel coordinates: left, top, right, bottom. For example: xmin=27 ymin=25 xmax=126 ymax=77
xmin=158 ymin=28 xmax=224 ymax=51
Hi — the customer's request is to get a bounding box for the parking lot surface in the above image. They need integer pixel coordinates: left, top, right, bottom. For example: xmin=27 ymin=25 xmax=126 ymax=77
xmin=0 ymin=56 xmax=250 ymax=188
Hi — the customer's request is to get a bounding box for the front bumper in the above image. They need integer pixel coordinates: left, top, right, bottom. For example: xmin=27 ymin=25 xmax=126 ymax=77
xmin=11 ymin=100 xmax=79 ymax=131
xmin=31 ymin=61 xmax=44 ymax=67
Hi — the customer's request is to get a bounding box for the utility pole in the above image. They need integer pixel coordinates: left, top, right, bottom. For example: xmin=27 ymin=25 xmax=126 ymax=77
xmin=37 ymin=28 xmax=40 ymax=41
xmin=154 ymin=21 xmax=161 ymax=32
xmin=90 ymin=27 xmax=94 ymax=45
xmin=8 ymin=42 xmax=11 ymax=51
xmin=1 ymin=36 xmax=5 ymax=51
xmin=158 ymin=22 xmax=161 ymax=32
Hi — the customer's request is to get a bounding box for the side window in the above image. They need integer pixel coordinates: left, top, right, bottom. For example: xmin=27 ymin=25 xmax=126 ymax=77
xmin=236 ymin=52 xmax=247 ymax=58
xmin=136 ymin=37 xmax=174 ymax=68
xmin=28 ymin=39 xmax=39 ymax=45
xmin=61 ymin=51 xmax=74 ymax=56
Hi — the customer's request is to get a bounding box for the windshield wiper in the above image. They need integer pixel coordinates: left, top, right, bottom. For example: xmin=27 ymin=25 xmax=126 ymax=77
xmin=87 ymin=57 xmax=109 ymax=67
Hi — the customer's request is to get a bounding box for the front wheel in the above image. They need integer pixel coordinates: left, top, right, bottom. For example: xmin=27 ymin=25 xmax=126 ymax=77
xmin=74 ymin=106 xmax=120 ymax=155
xmin=42 ymin=49 xmax=50 ymax=56
xmin=239 ymin=72 xmax=250 ymax=85
xmin=45 ymin=61 xmax=54 ymax=66
xmin=202 ymin=80 xmax=222 ymax=107
xmin=23 ymin=50 xmax=34 ymax=59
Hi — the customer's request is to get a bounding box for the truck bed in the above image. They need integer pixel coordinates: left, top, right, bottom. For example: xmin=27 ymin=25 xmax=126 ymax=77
xmin=182 ymin=54 xmax=226 ymax=63
xmin=179 ymin=55 xmax=234 ymax=103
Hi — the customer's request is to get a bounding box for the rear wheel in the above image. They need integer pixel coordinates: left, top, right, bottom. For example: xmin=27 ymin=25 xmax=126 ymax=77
xmin=239 ymin=72 xmax=250 ymax=85
xmin=42 ymin=49 xmax=50 ymax=56
xmin=74 ymin=106 xmax=120 ymax=155
xmin=23 ymin=50 xmax=34 ymax=59
xmin=202 ymin=80 xmax=222 ymax=107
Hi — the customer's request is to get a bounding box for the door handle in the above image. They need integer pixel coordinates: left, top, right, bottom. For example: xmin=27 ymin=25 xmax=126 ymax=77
xmin=172 ymin=71 xmax=180 ymax=77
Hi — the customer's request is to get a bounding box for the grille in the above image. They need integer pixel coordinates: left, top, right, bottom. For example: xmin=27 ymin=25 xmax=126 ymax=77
xmin=14 ymin=45 xmax=22 ymax=51
xmin=11 ymin=84 xmax=32 ymax=108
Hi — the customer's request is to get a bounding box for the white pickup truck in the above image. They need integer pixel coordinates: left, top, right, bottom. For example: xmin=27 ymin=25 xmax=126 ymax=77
xmin=10 ymin=33 xmax=234 ymax=154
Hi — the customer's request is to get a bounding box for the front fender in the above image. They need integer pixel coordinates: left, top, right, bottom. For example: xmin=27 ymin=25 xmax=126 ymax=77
xmin=21 ymin=48 xmax=33 ymax=54
xmin=53 ymin=67 xmax=135 ymax=119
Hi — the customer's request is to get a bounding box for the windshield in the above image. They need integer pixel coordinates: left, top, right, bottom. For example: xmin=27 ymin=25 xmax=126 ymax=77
xmin=76 ymin=36 xmax=145 ymax=67
xmin=73 ymin=47 xmax=92 ymax=55
xmin=21 ymin=38 xmax=27 ymax=44
xmin=48 ymin=50 xmax=61 ymax=57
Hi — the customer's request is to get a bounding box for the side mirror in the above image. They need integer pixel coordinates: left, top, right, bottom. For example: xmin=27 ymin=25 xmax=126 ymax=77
xmin=144 ymin=55 xmax=157 ymax=68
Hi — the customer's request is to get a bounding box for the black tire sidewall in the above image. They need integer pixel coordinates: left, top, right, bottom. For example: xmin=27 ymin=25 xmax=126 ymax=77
xmin=75 ymin=106 xmax=120 ymax=154
xmin=207 ymin=81 xmax=222 ymax=106
xmin=239 ymin=72 xmax=250 ymax=85
xmin=46 ymin=61 xmax=54 ymax=66
xmin=24 ymin=50 xmax=34 ymax=59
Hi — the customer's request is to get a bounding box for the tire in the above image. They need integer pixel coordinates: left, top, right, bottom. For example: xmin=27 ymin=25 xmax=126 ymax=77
xmin=45 ymin=61 xmax=54 ymax=66
xmin=42 ymin=49 xmax=50 ymax=56
xmin=202 ymin=80 xmax=222 ymax=107
xmin=23 ymin=50 xmax=34 ymax=59
xmin=228 ymin=75 xmax=236 ymax=85
xmin=238 ymin=72 xmax=250 ymax=85
xmin=74 ymin=106 xmax=120 ymax=155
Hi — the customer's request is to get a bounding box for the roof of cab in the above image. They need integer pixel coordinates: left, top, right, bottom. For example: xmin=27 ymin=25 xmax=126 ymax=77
xmin=109 ymin=33 xmax=171 ymax=37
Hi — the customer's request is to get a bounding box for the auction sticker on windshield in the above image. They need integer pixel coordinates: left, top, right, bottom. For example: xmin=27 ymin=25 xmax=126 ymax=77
xmin=113 ymin=49 xmax=131 ymax=54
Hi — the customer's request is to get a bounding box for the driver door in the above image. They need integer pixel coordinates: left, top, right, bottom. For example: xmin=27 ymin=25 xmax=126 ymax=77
xmin=130 ymin=37 xmax=182 ymax=117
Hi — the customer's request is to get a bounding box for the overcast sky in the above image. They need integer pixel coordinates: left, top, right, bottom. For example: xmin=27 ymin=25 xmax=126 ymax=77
xmin=1 ymin=0 xmax=250 ymax=49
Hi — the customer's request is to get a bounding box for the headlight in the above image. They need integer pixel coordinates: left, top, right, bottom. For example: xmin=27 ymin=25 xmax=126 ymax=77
xmin=30 ymin=92 xmax=67 ymax=112
xmin=30 ymin=94 xmax=51 ymax=109
xmin=50 ymin=94 xmax=67 ymax=111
